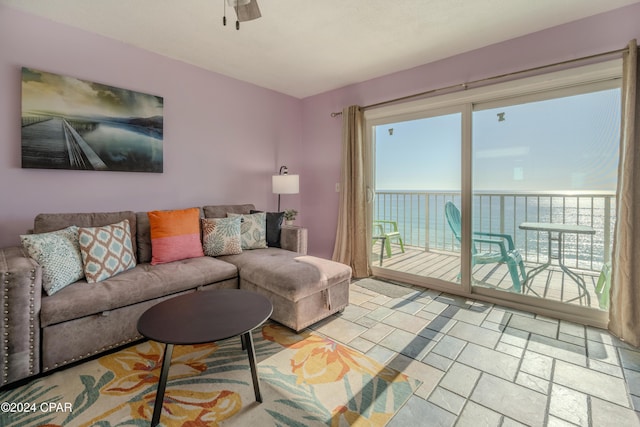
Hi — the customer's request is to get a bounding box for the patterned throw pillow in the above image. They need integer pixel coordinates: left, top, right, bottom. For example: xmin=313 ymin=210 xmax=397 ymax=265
xmin=148 ymin=207 xmax=204 ymax=265
xmin=78 ymin=220 xmax=137 ymax=283
xmin=227 ymin=212 xmax=267 ymax=250
xmin=20 ymin=226 xmax=84 ymax=295
xmin=202 ymin=217 xmax=242 ymax=256
xmin=250 ymin=210 xmax=284 ymax=247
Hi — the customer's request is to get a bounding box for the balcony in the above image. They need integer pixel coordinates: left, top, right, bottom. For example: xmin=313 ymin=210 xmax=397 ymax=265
xmin=373 ymin=191 xmax=615 ymax=309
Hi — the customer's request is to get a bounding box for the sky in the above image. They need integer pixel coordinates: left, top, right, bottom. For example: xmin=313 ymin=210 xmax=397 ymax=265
xmin=375 ymin=88 xmax=620 ymax=193
xmin=21 ymin=67 xmax=163 ymax=119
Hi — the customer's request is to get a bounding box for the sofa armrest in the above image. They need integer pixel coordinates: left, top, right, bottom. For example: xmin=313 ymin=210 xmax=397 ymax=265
xmin=280 ymin=226 xmax=308 ymax=255
xmin=0 ymin=246 xmax=42 ymax=386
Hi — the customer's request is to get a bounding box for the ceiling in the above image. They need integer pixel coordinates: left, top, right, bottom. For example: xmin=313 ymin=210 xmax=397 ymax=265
xmin=2 ymin=0 xmax=638 ymax=98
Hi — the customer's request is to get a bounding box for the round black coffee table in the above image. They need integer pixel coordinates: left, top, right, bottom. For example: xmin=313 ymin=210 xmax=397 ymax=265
xmin=137 ymin=288 xmax=273 ymax=427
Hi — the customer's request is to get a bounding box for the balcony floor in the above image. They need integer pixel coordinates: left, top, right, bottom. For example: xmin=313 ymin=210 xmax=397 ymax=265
xmin=373 ymin=244 xmax=602 ymax=309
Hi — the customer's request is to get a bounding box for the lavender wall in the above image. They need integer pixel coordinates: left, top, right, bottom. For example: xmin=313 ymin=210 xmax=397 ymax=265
xmin=0 ymin=5 xmax=302 ymax=248
xmin=3 ymin=4 xmax=640 ymax=258
xmin=300 ymin=2 xmax=640 ymax=259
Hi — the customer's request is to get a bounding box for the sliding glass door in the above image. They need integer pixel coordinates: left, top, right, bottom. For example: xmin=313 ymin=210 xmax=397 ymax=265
xmin=471 ymin=84 xmax=620 ymax=310
xmin=370 ymin=109 xmax=463 ymax=289
xmin=365 ymin=60 xmax=621 ymax=322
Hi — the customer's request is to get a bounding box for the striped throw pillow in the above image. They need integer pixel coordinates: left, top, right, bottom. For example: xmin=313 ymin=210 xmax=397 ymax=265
xmin=148 ymin=208 xmax=204 ymax=265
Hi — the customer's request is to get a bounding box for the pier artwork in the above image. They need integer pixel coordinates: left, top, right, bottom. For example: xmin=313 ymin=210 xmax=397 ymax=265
xmin=21 ymin=67 xmax=164 ymax=173
xmin=22 ymin=116 xmax=107 ymax=170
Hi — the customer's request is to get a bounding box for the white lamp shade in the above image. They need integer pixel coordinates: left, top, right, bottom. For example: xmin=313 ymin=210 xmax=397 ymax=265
xmin=272 ymin=174 xmax=299 ymax=194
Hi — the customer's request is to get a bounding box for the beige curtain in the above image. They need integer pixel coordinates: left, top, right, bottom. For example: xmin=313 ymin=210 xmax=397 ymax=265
xmin=609 ymin=39 xmax=640 ymax=348
xmin=332 ymin=106 xmax=372 ymax=278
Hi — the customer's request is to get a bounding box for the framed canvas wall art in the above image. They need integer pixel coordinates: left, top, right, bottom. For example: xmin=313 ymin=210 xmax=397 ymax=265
xmin=21 ymin=67 xmax=164 ymax=173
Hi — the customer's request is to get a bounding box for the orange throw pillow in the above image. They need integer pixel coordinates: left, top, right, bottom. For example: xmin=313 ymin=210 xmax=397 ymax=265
xmin=148 ymin=207 xmax=204 ymax=265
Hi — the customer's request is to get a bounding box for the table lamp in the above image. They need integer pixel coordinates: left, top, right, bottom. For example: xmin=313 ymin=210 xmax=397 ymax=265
xmin=272 ymin=166 xmax=299 ymax=211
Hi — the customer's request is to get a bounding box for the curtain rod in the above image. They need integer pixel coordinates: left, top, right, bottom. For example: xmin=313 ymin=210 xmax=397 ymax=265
xmin=329 ymin=46 xmax=628 ymax=117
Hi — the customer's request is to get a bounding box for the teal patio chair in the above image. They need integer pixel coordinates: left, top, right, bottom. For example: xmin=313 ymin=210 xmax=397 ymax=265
xmin=373 ymin=220 xmax=405 ymax=259
xmin=444 ymin=202 xmax=527 ymax=292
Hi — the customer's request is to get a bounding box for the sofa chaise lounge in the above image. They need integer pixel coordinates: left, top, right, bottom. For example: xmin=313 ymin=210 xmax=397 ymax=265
xmin=0 ymin=204 xmax=352 ymax=388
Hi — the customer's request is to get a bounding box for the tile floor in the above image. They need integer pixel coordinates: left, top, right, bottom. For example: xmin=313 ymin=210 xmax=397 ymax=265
xmin=308 ymin=277 xmax=640 ymax=426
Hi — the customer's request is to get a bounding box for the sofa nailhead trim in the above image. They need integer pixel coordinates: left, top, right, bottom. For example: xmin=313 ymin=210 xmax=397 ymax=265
xmin=29 ymin=282 xmax=35 ymax=373
xmin=2 ymin=268 xmax=37 ymax=388
xmin=1 ymin=281 xmax=7 ymax=385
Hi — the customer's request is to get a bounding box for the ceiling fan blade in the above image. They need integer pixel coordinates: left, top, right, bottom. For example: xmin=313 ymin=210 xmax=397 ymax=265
xmin=235 ymin=0 xmax=261 ymax=22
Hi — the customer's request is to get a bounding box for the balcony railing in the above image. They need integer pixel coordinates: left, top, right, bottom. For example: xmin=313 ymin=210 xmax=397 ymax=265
xmin=374 ymin=191 xmax=616 ymax=272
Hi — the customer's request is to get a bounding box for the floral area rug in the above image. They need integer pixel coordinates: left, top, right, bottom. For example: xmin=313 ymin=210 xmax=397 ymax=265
xmin=0 ymin=323 xmax=420 ymax=426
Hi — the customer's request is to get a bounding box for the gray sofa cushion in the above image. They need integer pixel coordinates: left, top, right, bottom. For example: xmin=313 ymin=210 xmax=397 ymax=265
xmin=40 ymin=256 xmax=237 ymax=327
xmin=33 ymin=211 xmax=138 ymax=258
xmin=203 ymin=204 xmax=255 ymax=218
xmin=219 ymin=248 xmax=351 ymax=302
xmin=135 ymin=211 xmax=152 ymax=263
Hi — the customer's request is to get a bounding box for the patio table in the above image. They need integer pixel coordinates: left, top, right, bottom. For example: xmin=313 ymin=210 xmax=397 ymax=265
xmin=518 ymin=222 xmax=595 ymax=305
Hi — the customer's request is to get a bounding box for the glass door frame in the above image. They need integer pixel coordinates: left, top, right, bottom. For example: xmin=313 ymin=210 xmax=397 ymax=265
xmin=363 ymin=60 xmax=621 ymax=329
xmin=366 ymin=105 xmax=471 ymax=293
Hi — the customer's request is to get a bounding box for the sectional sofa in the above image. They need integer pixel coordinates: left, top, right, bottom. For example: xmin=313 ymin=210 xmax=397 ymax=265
xmin=0 ymin=204 xmax=352 ymax=387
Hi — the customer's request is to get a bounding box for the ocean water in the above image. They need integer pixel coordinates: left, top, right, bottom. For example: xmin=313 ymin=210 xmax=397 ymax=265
xmin=374 ymin=191 xmax=616 ymax=271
